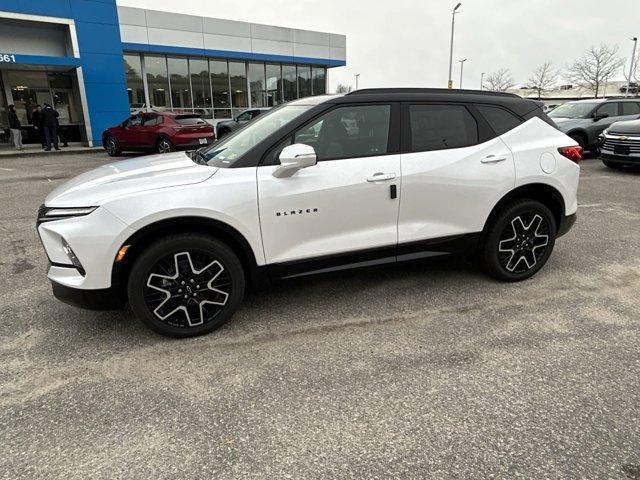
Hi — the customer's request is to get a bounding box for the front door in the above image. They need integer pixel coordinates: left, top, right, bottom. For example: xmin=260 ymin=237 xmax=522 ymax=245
xmin=257 ymin=103 xmax=401 ymax=271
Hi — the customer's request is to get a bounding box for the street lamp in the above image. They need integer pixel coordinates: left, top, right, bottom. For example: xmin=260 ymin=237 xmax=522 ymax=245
xmin=480 ymin=72 xmax=485 ymax=90
xmin=458 ymin=58 xmax=467 ymax=89
xmin=355 ymin=73 xmax=360 ymax=90
xmin=625 ymin=37 xmax=638 ymax=98
xmin=447 ymin=3 xmax=462 ymax=89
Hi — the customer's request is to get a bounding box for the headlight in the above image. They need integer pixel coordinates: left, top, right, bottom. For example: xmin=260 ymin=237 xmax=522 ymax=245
xmin=61 ymin=237 xmax=86 ymax=276
xmin=37 ymin=205 xmax=97 ymax=223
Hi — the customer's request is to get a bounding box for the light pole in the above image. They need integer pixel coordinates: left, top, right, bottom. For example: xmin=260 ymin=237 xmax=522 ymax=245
xmin=447 ymin=3 xmax=462 ymax=89
xmin=625 ymin=37 xmax=638 ymax=98
xmin=458 ymin=58 xmax=467 ymax=89
xmin=355 ymin=73 xmax=360 ymax=91
xmin=480 ymin=72 xmax=485 ymax=90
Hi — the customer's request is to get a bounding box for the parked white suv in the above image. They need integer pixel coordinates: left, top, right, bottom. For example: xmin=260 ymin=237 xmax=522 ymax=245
xmin=37 ymin=89 xmax=581 ymax=337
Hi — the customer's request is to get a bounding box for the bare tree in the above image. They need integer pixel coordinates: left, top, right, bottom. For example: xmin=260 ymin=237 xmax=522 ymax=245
xmin=483 ymin=68 xmax=515 ymax=92
xmin=527 ymin=62 xmax=558 ymax=99
xmin=567 ymin=44 xmax=624 ymax=98
xmin=335 ymin=84 xmax=353 ymax=94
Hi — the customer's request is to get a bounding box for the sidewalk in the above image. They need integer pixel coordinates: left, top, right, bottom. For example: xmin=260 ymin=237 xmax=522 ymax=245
xmin=0 ymin=144 xmax=102 ymax=158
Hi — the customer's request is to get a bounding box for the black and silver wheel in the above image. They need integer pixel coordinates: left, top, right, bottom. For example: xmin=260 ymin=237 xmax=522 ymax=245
xmin=128 ymin=234 xmax=245 ymax=338
xmin=480 ymin=200 xmax=557 ymax=282
xmin=104 ymin=136 xmax=120 ymax=156
xmin=156 ymin=137 xmax=173 ymax=154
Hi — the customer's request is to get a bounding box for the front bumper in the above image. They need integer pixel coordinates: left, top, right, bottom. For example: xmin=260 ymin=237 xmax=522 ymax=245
xmin=51 ymin=278 xmax=125 ymax=311
xmin=600 ymin=152 xmax=640 ymax=164
xmin=557 ymin=213 xmax=577 ymax=238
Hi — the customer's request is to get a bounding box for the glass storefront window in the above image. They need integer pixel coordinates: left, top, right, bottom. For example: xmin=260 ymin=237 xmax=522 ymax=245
xmin=229 ymin=61 xmax=248 ymax=117
xmin=282 ymin=64 xmax=297 ymax=101
xmin=189 ymin=58 xmax=211 ymax=117
xmin=265 ymin=64 xmax=282 ymax=106
xmin=145 ymin=55 xmax=170 ymax=109
xmin=298 ymin=66 xmax=312 ymax=98
xmin=7 ymin=71 xmax=51 ymax=124
xmin=123 ymin=54 xmax=145 ymax=111
xmin=248 ymin=62 xmax=266 ymax=108
xmin=167 ymin=56 xmax=191 ymax=111
xmin=312 ymin=67 xmax=326 ymax=95
xmin=210 ymin=59 xmax=231 ymax=119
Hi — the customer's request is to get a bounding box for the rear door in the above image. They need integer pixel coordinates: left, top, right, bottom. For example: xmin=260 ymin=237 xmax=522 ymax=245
xmin=257 ymin=103 xmax=401 ymax=269
xmin=397 ymin=103 xmax=515 ymax=249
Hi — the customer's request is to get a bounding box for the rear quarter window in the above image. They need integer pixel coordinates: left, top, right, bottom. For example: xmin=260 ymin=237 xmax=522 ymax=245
xmin=476 ymin=105 xmax=523 ymax=135
xmin=408 ymin=104 xmax=478 ymax=152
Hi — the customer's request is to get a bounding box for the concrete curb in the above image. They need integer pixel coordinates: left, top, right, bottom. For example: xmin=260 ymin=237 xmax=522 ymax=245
xmin=0 ymin=147 xmax=103 ymax=159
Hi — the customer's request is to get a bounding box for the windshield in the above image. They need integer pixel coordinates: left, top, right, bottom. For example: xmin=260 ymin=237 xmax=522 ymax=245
xmin=549 ymin=102 xmax=598 ymax=119
xmin=202 ymin=105 xmax=314 ymax=167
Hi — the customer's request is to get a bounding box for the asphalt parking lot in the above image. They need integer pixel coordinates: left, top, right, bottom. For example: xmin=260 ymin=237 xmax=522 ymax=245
xmin=1 ymin=152 xmax=639 ymax=479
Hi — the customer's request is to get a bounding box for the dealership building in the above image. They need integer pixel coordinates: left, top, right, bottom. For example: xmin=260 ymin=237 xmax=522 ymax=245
xmin=0 ymin=0 xmax=346 ymax=146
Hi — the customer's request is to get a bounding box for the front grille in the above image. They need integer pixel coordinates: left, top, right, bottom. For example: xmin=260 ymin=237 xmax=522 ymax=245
xmin=602 ymin=136 xmax=640 ymax=154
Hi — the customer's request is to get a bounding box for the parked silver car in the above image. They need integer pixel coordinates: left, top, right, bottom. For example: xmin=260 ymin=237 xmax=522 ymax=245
xmin=549 ymin=98 xmax=640 ymax=151
xmin=599 ymin=118 xmax=640 ymax=169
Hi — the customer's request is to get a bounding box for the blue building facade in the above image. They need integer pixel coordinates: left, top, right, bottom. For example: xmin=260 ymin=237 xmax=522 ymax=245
xmin=0 ymin=0 xmax=346 ymax=146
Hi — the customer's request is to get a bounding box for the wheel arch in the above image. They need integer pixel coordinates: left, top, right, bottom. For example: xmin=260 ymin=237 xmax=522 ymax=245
xmin=566 ymin=129 xmax=588 ymax=146
xmin=112 ymin=216 xmax=268 ymax=299
xmin=483 ymin=183 xmax=565 ymax=235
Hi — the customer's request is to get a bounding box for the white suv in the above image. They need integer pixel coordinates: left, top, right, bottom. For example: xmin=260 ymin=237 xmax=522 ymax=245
xmin=37 ymin=89 xmax=581 ymax=337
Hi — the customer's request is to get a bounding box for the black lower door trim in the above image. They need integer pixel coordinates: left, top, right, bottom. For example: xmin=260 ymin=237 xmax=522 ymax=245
xmin=268 ymin=233 xmax=482 ymax=280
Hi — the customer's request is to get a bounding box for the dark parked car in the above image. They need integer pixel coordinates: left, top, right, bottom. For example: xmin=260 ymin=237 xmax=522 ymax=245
xmin=215 ymin=108 xmax=270 ymax=138
xmin=549 ymin=98 xmax=640 ymax=151
xmin=102 ymin=112 xmax=215 ymax=156
xmin=599 ymin=118 xmax=640 ymax=168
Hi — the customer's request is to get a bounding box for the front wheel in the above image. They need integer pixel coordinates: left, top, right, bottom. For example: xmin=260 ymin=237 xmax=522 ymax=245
xmin=127 ymin=234 xmax=245 ymax=338
xmin=104 ymin=136 xmax=121 ymax=156
xmin=480 ymin=200 xmax=557 ymax=282
xmin=156 ymin=137 xmax=173 ymax=154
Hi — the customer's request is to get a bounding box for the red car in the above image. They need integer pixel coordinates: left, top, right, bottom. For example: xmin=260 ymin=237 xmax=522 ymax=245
xmin=102 ymin=112 xmax=215 ymax=156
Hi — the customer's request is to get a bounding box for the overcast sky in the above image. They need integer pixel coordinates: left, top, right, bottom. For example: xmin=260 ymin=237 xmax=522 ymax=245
xmin=119 ymin=0 xmax=640 ymax=92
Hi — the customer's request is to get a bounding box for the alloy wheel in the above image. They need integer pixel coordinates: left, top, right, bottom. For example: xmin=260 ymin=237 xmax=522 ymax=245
xmin=107 ymin=138 xmax=117 ymax=155
xmin=158 ymin=139 xmax=172 ymax=154
xmin=497 ymin=213 xmax=550 ymax=274
xmin=144 ymin=251 xmax=231 ymax=328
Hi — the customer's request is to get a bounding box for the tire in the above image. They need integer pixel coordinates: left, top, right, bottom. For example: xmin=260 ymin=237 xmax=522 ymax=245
xmin=602 ymin=160 xmax=623 ymax=169
xmin=104 ymin=136 xmax=121 ymax=156
xmin=127 ymin=234 xmax=245 ymax=338
xmin=569 ymin=133 xmax=588 ymax=152
xmin=480 ymin=199 xmax=557 ymax=282
xmin=156 ymin=136 xmax=173 ymax=154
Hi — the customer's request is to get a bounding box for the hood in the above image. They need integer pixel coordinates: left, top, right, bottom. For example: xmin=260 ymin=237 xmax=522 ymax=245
xmin=608 ymin=119 xmax=640 ymax=135
xmin=551 ymin=117 xmax=587 ymax=131
xmin=45 ymin=151 xmax=218 ymax=207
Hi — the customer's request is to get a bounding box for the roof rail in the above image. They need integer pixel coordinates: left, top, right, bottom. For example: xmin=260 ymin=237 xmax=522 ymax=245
xmin=346 ymin=88 xmax=519 ymax=98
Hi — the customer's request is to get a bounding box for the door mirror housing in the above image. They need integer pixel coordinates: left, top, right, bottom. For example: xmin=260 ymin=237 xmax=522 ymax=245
xmin=593 ymin=112 xmax=609 ymax=122
xmin=273 ymin=143 xmax=317 ymax=178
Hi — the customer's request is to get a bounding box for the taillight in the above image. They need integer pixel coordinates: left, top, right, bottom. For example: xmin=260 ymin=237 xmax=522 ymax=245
xmin=558 ymin=146 xmax=583 ymax=164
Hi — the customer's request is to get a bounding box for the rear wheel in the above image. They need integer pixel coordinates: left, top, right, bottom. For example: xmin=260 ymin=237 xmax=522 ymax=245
xmin=127 ymin=234 xmax=245 ymax=338
xmin=480 ymin=199 xmax=556 ymax=282
xmin=156 ymin=136 xmax=173 ymax=154
xmin=104 ymin=136 xmax=121 ymax=156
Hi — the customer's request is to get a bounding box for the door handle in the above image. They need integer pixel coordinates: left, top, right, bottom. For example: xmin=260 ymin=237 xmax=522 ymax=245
xmin=367 ymin=172 xmax=396 ymax=182
xmin=481 ymin=155 xmax=508 ymax=164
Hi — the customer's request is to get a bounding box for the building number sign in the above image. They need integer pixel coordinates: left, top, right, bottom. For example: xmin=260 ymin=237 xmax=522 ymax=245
xmin=0 ymin=54 xmax=17 ymax=63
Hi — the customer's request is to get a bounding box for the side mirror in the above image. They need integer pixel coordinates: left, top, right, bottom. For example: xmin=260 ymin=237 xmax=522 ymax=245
xmin=273 ymin=143 xmax=317 ymax=178
xmin=593 ymin=113 xmax=609 ymax=122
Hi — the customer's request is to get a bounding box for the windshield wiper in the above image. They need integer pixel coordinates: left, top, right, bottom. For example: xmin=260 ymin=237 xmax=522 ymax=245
xmin=188 ymin=148 xmax=209 ymax=165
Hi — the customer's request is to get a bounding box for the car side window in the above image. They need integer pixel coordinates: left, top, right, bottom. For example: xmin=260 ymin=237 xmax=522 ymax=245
xmin=621 ymin=102 xmax=640 ymax=116
xmin=237 ymin=112 xmax=251 ymax=122
xmin=293 ymin=104 xmax=391 ymax=161
xmin=476 ymin=105 xmax=522 ymax=135
xmin=596 ymin=103 xmax=618 ymax=117
xmin=128 ymin=115 xmax=143 ymax=127
xmin=408 ymin=104 xmax=478 ymax=152
xmin=142 ymin=115 xmax=159 ymax=126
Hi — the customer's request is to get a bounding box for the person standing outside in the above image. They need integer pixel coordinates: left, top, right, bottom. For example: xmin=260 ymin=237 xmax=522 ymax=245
xmin=41 ymin=103 xmax=60 ymax=151
xmin=31 ymin=105 xmax=45 ymax=149
xmin=8 ymin=105 xmax=24 ymax=151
